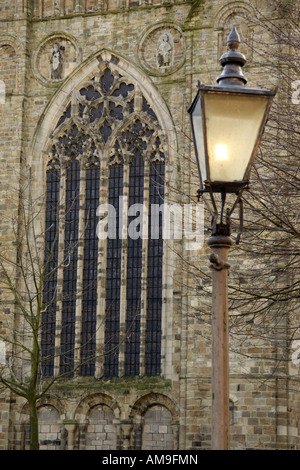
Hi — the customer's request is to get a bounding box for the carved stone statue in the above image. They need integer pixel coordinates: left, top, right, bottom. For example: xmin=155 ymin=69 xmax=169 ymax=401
xmin=157 ymin=32 xmax=173 ymax=69
xmin=50 ymin=42 xmax=64 ymax=80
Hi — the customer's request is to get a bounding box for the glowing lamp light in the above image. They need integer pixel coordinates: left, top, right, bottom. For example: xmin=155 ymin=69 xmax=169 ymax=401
xmin=188 ymin=84 xmax=276 ymax=194
xmin=215 ymin=144 xmax=229 ymax=161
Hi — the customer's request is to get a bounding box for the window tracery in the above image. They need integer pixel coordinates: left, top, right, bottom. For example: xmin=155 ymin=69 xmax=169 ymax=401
xmin=42 ymin=65 xmax=166 ymax=378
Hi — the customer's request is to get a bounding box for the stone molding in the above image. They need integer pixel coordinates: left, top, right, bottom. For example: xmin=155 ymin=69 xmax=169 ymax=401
xmin=137 ymin=21 xmax=186 ymax=77
xmin=32 ymin=33 xmax=82 ymax=86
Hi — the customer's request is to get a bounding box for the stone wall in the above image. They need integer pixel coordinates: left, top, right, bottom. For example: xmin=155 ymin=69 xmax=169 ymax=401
xmin=0 ymin=0 xmax=299 ymax=451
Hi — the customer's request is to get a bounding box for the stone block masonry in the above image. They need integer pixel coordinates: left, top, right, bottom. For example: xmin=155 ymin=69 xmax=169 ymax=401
xmin=0 ymin=0 xmax=299 ymax=451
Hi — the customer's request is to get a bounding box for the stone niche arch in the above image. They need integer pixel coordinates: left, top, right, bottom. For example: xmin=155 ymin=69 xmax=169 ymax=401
xmin=0 ymin=36 xmax=23 ymax=94
xmin=214 ymin=1 xmax=256 ymax=61
xmin=38 ymin=404 xmax=64 ymax=450
xmin=16 ymin=397 xmax=65 ymax=450
xmin=75 ymin=393 xmax=120 ymax=450
xmin=32 ymin=32 xmax=82 ymax=85
xmin=130 ymin=393 xmax=179 ymax=450
xmin=0 ymin=42 xmax=17 ymax=97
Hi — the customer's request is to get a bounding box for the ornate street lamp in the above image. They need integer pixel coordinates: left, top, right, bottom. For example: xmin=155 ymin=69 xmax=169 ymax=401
xmin=188 ymin=27 xmax=276 ymax=450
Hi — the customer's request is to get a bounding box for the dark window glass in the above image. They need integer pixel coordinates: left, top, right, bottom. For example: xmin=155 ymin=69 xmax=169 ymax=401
xmin=146 ymin=161 xmax=165 ymax=375
xmin=42 ymin=168 xmax=60 ymax=376
xmin=104 ymin=164 xmax=123 ymax=377
xmin=125 ymin=155 xmax=144 ymax=376
xmin=60 ymin=157 xmax=80 ymax=375
xmin=80 ymin=165 xmax=100 ymax=376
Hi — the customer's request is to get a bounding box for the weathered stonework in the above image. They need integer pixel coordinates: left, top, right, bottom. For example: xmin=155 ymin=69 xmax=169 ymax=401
xmin=0 ymin=0 xmax=299 ymax=451
xmin=33 ymin=33 xmax=81 ymax=84
xmin=137 ymin=22 xmax=186 ymax=76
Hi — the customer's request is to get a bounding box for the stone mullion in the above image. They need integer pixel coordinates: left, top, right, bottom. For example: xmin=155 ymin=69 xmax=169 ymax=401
xmin=160 ymin=151 xmax=170 ymax=378
xmin=53 ymin=165 xmax=66 ymax=376
xmin=37 ymin=0 xmax=43 ymax=17
xmin=118 ymin=163 xmax=129 ymax=377
xmin=54 ymin=0 xmax=63 ymax=15
xmin=73 ymin=163 xmax=86 ymax=376
xmin=75 ymin=0 xmax=82 ymax=13
xmin=61 ymin=0 xmax=66 ymax=15
xmin=96 ymin=0 xmax=102 ymax=11
xmin=95 ymin=156 xmax=108 ymax=378
xmin=139 ymin=157 xmax=150 ymax=376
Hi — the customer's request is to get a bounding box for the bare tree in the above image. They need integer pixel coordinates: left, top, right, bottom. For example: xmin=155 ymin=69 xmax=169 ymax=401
xmin=0 ymin=168 xmax=126 ymax=450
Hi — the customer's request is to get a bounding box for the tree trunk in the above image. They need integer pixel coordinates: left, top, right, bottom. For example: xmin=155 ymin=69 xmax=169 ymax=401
xmin=29 ymin=399 xmax=39 ymax=450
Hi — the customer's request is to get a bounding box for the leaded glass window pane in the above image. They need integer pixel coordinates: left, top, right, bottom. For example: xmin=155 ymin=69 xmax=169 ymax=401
xmin=146 ymin=161 xmax=165 ymax=376
xmin=125 ymin=154 xmax=144 ymax=376
xmin=60 ymin=157 xmax=80 ymax=375
xmin=81 ymin=165 xmax=100 ymax=376
xmin=104 ymin=164 xmax=123 ymax=377
xmin=42 ymin=168 xmax=60 ymax=377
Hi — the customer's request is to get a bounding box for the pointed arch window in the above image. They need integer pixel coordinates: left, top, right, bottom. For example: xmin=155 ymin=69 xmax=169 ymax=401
xmin=41 ymin=65 xmax=166 ymax=378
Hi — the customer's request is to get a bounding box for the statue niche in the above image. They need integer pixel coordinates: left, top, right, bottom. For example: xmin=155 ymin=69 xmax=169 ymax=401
xmin=156 ymin=32 xmax=173 ymax=70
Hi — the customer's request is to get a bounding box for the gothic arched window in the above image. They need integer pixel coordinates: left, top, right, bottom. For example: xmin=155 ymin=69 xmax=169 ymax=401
xmin=41 ymin=65 xmax=166 ymax=379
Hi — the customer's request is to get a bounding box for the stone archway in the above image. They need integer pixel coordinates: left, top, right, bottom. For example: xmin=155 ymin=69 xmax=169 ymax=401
xmin=74 ymin=393 xmax=120 ymax=450
xmin=130 ymin=393 xmax=179 ymax=450
xmin=16 ymin=396 xmax=65 ymax=450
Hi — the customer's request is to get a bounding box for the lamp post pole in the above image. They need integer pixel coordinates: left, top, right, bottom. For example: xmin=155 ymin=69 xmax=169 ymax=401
xmin=208 ymin=227 xmax=232 ymax=450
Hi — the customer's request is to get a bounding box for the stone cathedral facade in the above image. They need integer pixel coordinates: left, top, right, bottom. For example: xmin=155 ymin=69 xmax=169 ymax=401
xmin=0 ymin=0 xmax=299 ymax=451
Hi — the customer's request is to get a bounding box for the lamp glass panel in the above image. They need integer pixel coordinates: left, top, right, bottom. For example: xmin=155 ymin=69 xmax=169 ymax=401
xmin=191 ymin=97 xmax=207 ymax=184
xmin=204 ymin=93 xmax=269 ymax=182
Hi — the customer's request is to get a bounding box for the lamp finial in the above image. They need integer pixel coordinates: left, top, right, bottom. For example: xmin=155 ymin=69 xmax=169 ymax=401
xmin=217 ymin=26 xmax=247 ymax=86
xmin=227 ymin=26 xmax=240 ymax=49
